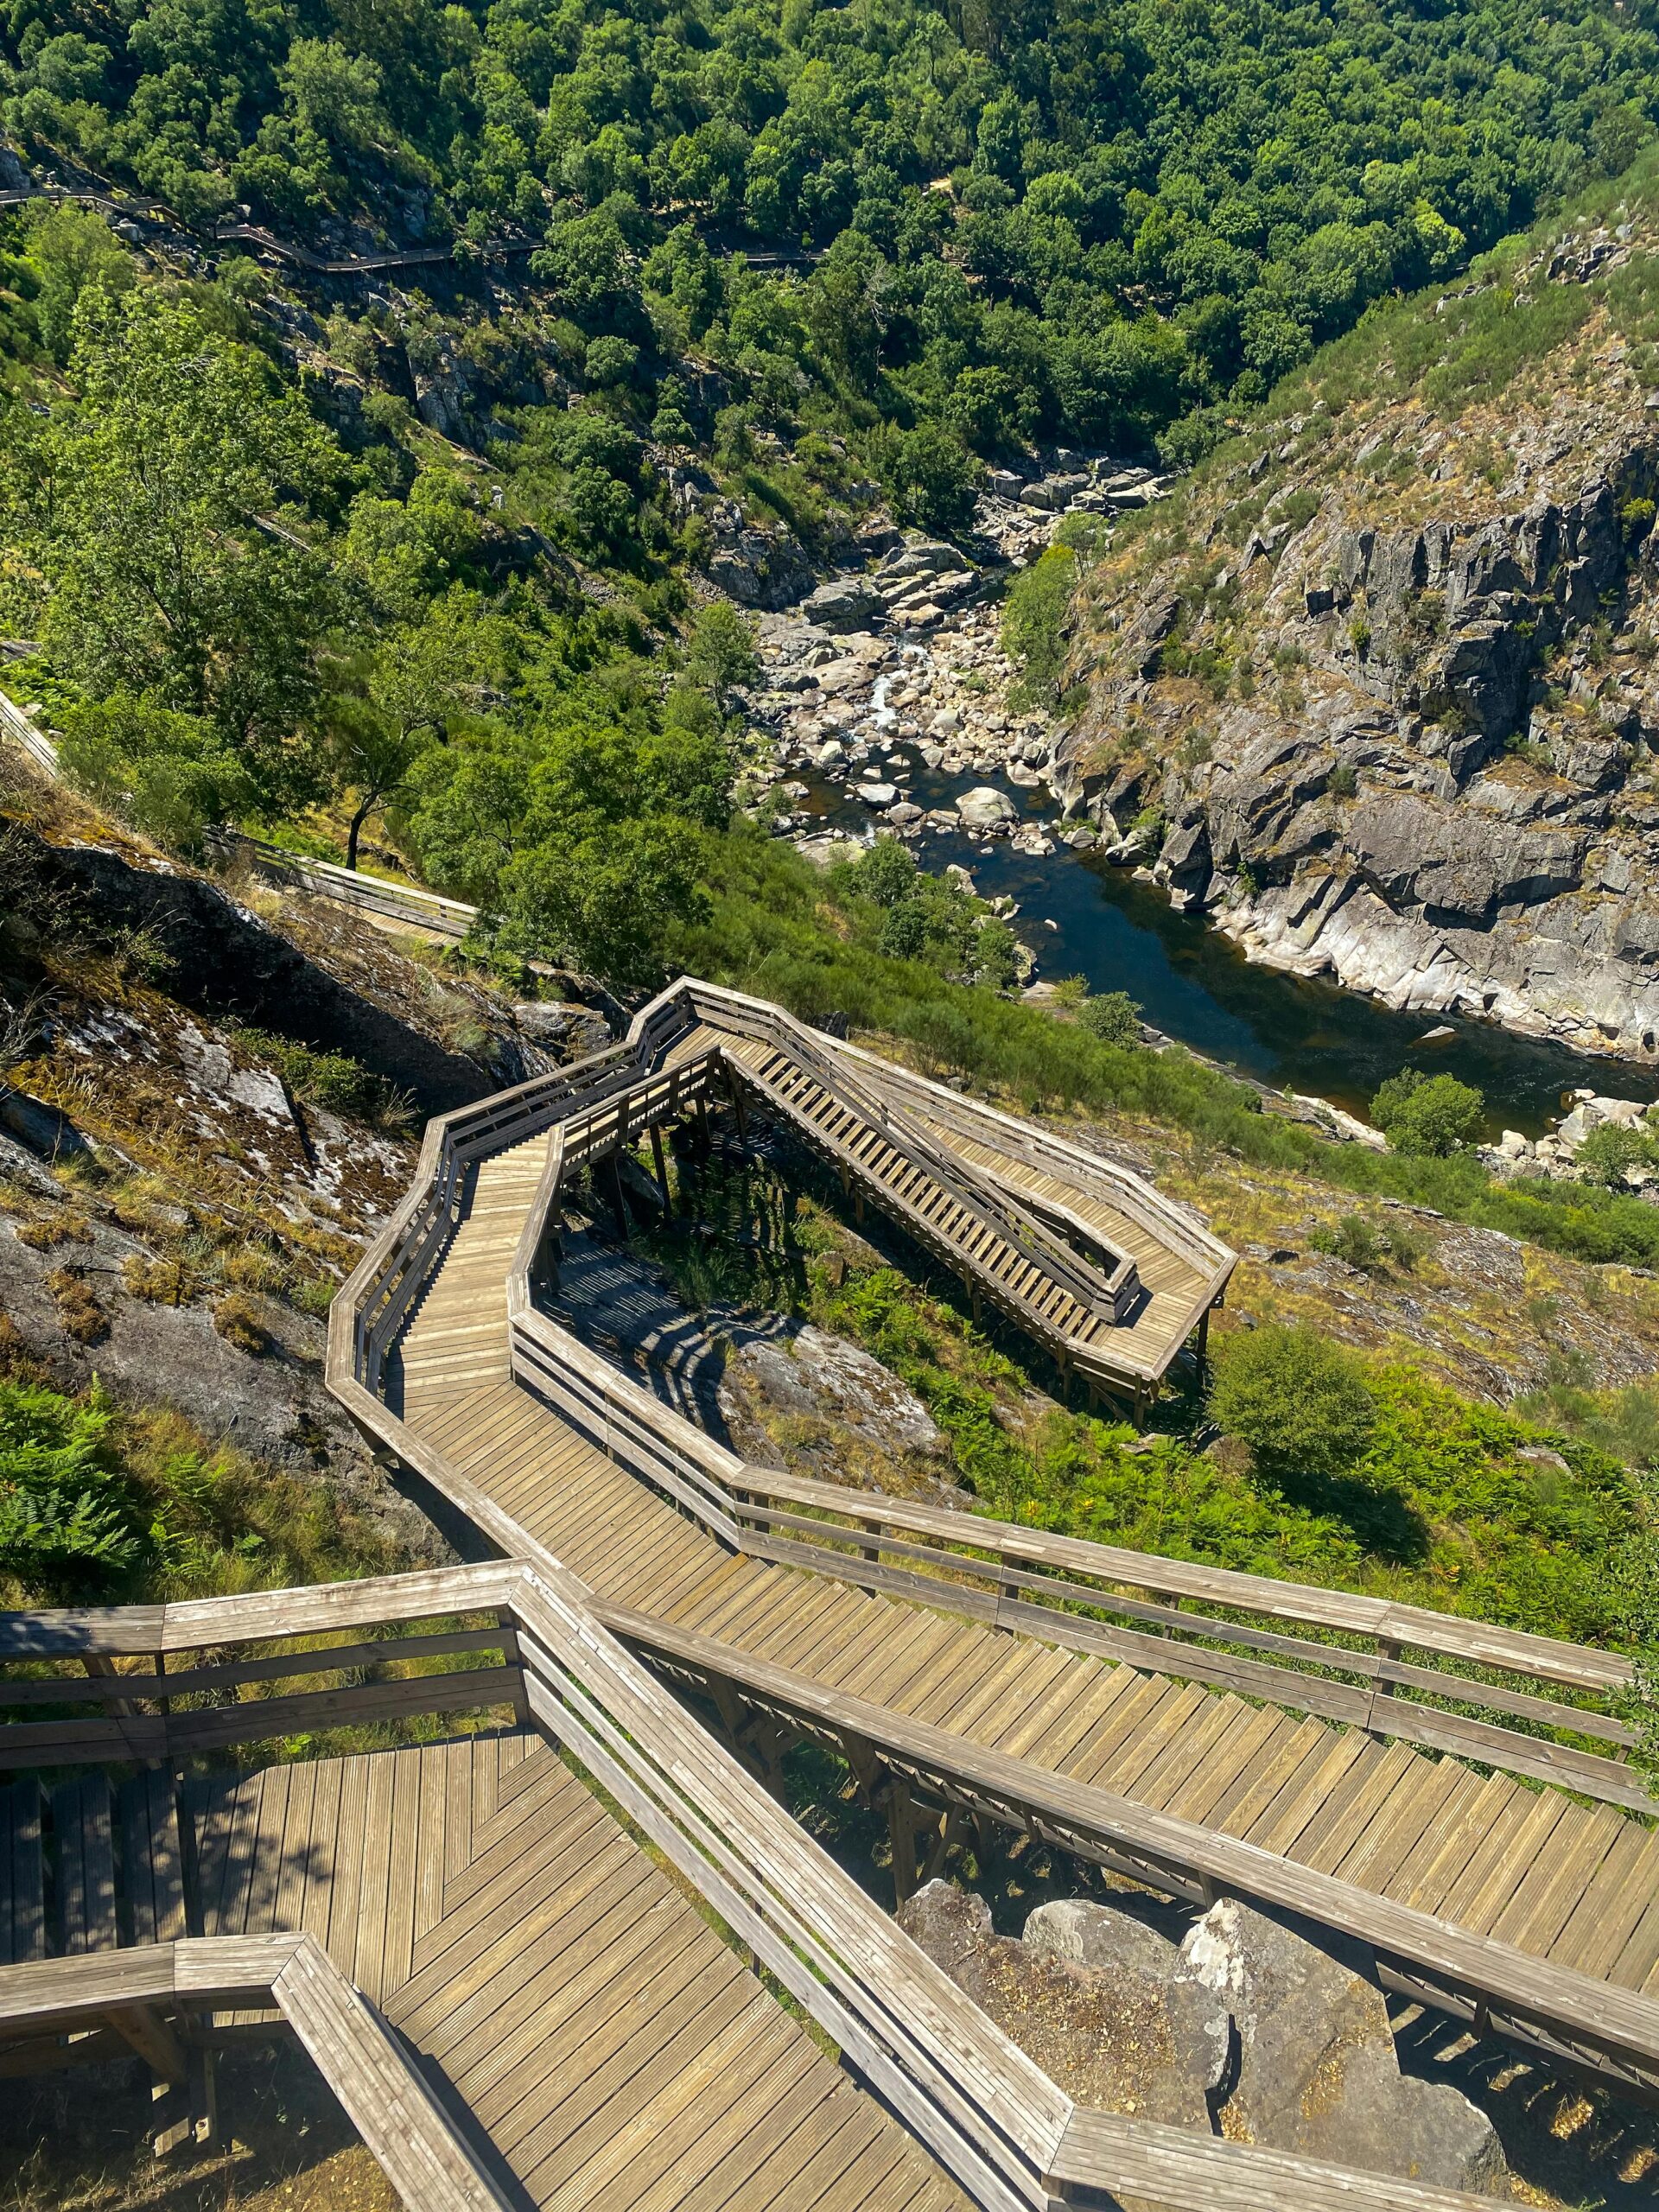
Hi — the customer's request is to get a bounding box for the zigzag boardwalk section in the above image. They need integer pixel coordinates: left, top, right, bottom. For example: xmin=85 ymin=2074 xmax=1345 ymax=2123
xmin=0 ymin=1721 xmax=963 ymax=2212
xmin=383 ymin=987 xmax=1659 ymax=2065
xmin=192 ymin=1733 xmax=957 ymax=2212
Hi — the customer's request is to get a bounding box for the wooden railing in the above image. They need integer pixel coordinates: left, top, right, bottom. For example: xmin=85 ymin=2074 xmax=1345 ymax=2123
xmin=0 ymin=1565 xmax=1532 ymax=2210
xmin=0 ymin=687 xmax=60 ymax=775
xmin=689 ymin=987 xmax=1142 ymax=1327
xmin=605 ymin=1601 xmax=1659 ymax=2108
xmin=661 ymin=977 xmax=1233 ymax=1287
xmin=200 ymin=828 xmax=479 ymax=940
xmin=0 ymin=1932 xmax=518 ymax=2212
xmin=327 ymin=982 xmax=1648 ymax=1809
xmin=493 ymin=1078 xmax=1649 ymax=1815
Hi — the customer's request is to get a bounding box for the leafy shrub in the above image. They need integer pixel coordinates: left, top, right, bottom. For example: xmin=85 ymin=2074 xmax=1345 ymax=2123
xmin=1208 ymin=1324 xmax=1377 ymax=1484
xmin=1075 ymin=991 xmax=1142 ymax=1046
xmin=1371 ymin=1068 xmax=1484 ymax=1155
xmin=1574 ymin=1122 xmax=1659 ymax=1190
xmin=228 ymin=1026 xmax=411 ymax=1130
xmin=0 ymin=1381 xmax=136 ymax=1577
xmin=1309 ymin=1213 xmax=1388 ymax=1270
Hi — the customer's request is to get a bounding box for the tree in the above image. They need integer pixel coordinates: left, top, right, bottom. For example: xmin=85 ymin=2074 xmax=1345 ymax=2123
xmin=326 ymin=606 xmax=469 ymax=868
xmin=874 ymin=423 xmax=981 ymax=537
xmin=683 ymin=601 xmax=760 ymax=715
xmin=4 ymin=289 xmax=342 ymax=826
xmin=1575 ymin=1122 xmax=1659 ymax=1191
xmin=1209 ymin=1325 xmax=1377 ymax=1484
xmin=25 ymin=206 xmax=132 ymax=365
xmin=1001 ymin=544 xmax=1077 ymax=703
xmin=410 ymin=715 xmax=733 ymax=988
xmin=1370 ymin=1068 xmax=1485 ymax=1156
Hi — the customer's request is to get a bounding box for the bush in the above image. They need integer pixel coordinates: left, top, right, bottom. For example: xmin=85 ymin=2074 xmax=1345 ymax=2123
xmin=1075 ymin=990 xmax=1142 ymax=1046
xmin=1371 ymin=1067 xmax=1484 ymax=1155
xmin=1309 ymin=1213 xmax=1388 ymax=1271
xmin=1001 ymin=545 xmax=1077 ymax=703
xmin=1209 ymin=1324 xmax=1377 ymax=1484
xmin=1575 ymin=1122 xmax=1659 ymax=1190
xmin=0 ymin=1380 xmax=136 ymax=1577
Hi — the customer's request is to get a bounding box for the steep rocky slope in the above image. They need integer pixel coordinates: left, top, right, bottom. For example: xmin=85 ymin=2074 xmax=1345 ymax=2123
xmin=1054 ymin=172 xmax=1659 ymax=1062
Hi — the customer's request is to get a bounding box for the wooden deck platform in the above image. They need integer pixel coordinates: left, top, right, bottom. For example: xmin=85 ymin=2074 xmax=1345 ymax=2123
xmin=2 ymin=1731 xmax=964 ymax=2212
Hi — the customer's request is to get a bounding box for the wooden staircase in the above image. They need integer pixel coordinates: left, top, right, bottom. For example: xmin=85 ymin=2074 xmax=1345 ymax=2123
xmin=721 ymin=1031 xmax=1132 ymax=1373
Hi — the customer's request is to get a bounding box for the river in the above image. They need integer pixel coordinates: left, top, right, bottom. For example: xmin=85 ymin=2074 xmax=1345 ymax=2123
xmin=798 ymin=741 xmax=1659 ymax=1142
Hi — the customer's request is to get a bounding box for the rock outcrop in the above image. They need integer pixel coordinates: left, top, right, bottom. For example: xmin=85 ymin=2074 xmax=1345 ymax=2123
xmin=1183 ymin=1899 xmax=1507 ymax=2195
xmin=899 ymin=1883 xmax=1509 ymax=2197
xmin=1053 ymin=217 xmax=1659 ymax=1060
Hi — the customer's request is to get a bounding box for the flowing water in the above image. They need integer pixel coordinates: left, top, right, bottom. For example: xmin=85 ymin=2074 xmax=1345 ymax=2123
xmin=798 ymin=741 xmax=1659 ymax=1141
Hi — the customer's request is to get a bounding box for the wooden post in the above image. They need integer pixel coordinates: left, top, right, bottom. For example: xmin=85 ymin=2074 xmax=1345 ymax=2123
xmin=887 ymin=1780 xmax=918 ymax=1906
xmin=648 ymin=1122 xmax=672 ymax=1217
xmin=1197 ymin=1306 xmax=1211 ymax=1374
xmin=607 ymin=1151 xmax=629 ymax=1238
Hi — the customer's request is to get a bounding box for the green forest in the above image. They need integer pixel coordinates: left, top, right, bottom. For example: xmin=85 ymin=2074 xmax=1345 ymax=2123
xmin=6 ymin=0 xmax=1659 ymax=454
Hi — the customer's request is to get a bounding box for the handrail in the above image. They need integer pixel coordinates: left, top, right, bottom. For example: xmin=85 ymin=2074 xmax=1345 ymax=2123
xmin=0 ymin=1564 xmax=1529 ymax=2208
xmin=0 ymin=1932 xmax=518 ymax=2212
xmin=662 ymin=977 xmax=1233 ymax=1283
xmin=507 ymin=1295 xmax=1650 ymax=1808
xmin=330 ymin=978 xmax=1649 ymax=1805
xmin=690 ymin=988 xmax=1141 ymax=1325
xmin=200 ymin=827 xmax=479 ymax=939
xmin=598 ymin=1599 xmax=1659 ymax=2106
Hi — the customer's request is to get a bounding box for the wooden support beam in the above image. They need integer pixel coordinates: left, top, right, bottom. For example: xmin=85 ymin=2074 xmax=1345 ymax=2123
xmin=887 ymin=1778 xmax=919 ymax=1905
xmin=106 ymin=2000 xmax=189 ymax=2089
xmin=648 ymin=1124 xmax=671 ymax=1217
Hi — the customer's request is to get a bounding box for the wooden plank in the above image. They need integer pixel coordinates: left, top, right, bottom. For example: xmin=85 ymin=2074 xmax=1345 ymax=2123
xmin=381 ymin=1745 xmax=423 ymax=1995
xmin=52 ymin=1775 xmax=118 ymax=1955
xmin=0 ymin=1781 xmax=43 ymax=1965
xmin=118 ymin=1772 xmax=187 ymax=1948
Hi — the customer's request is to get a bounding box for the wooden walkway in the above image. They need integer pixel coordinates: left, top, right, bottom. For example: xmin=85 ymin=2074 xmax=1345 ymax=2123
xmin=395 ymin=1133 xmax=1659 ymax=2022
xmin=660 ymin=1007 xmax=1225 ymax=1396
xmin=2 ymin=1734 xmax=963 ymax=2212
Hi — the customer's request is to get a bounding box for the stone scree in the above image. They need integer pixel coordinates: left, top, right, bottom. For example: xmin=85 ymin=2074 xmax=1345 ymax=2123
xmin=897 ymin=1883 xmax=1509 ymax=2197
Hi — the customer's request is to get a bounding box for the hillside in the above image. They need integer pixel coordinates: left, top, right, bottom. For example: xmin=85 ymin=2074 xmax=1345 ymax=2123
xmin=1056 ymin=153 xmax=1659 ymax=1067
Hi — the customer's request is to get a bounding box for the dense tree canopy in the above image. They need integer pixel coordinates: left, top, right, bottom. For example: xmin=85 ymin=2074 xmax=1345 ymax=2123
xmin=6 ymin=0 xmax=1659 ymax=445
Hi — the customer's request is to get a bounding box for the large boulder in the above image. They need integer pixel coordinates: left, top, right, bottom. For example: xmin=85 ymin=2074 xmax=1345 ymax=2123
xmin=802 ymin=576 xmax=884 ymax=632
xmin=1024 ymin=1899 xmax=1230 ymax=2097
xmin=716 ymin=1322 xmax=946 ymax=1477
xmin=957 ymin=785 xmax=1017 ymax=828
xmin=898 ymin=1884 xmax=1217 ymax=2131
xmin=1181 ymin=1900 xmax=1507 ymax=2195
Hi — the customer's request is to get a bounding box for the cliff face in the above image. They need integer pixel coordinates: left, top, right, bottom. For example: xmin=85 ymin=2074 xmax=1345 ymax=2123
xmin=1055 ymin=198 xmax=1659 ymax=1059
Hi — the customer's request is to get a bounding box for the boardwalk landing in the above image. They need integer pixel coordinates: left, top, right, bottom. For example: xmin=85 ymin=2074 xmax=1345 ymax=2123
xmin=397 ymin=1130 xmax=1659 ymax=2013
xmin=2 ymin=1738 xmax=964 ymax=2212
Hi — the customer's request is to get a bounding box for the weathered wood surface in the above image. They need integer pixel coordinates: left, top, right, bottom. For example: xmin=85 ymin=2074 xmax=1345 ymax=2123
xmin=595 ymin=1601 xmax=1659 ymax=2098
xmin=0 ymin=1931 xmax=518 ymax=2212
xmin=334 ymin=1003 xmax=1659 ymax=2059
xmin=187 ymin=1732 xmax=963 ymax=2212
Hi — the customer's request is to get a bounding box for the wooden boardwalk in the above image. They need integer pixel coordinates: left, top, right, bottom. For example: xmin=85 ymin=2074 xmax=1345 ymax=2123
xmin=2 ymin=1733 xmax=963 ymax=2212
xmin=660 ymin=1003 xmax=1227 ymax=1397
xmin=395 ymin=1127 xmax=1659 ymax=2023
